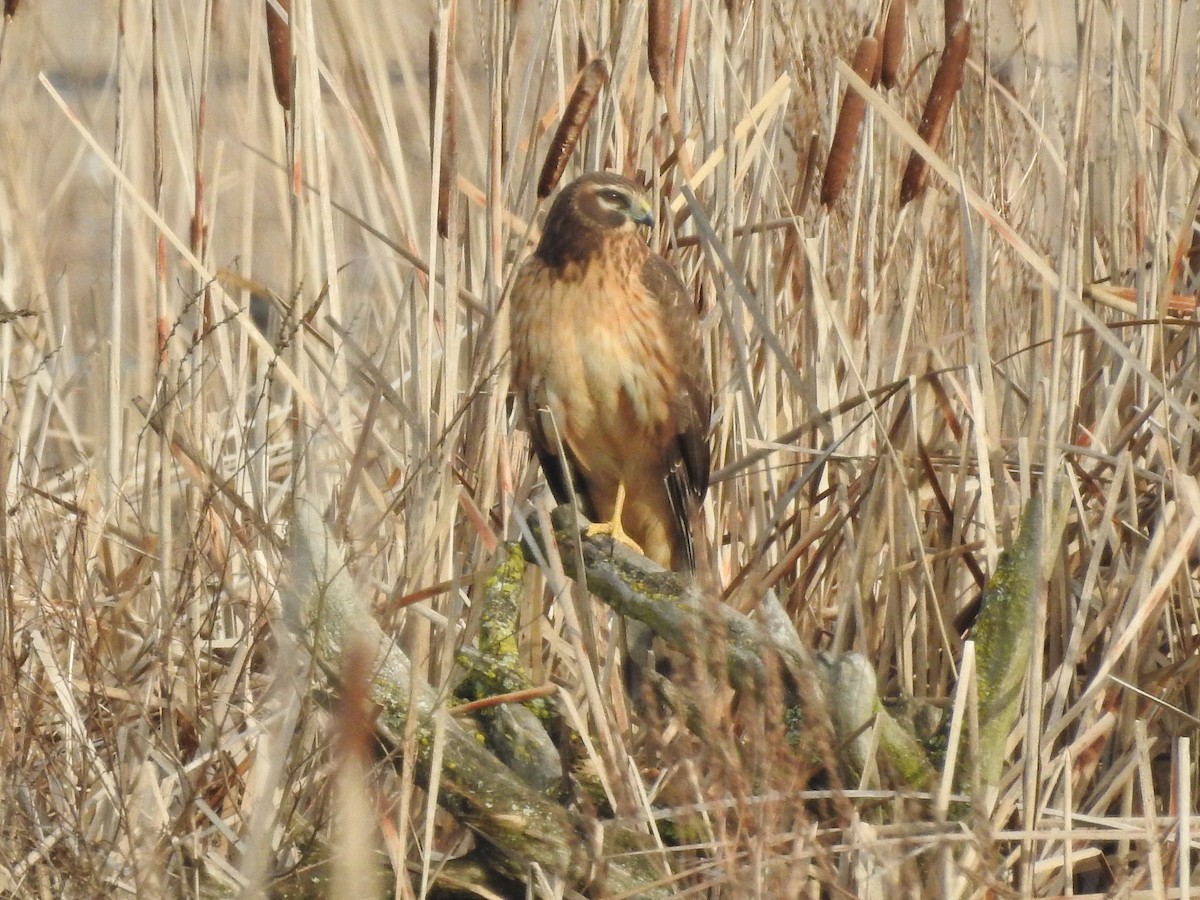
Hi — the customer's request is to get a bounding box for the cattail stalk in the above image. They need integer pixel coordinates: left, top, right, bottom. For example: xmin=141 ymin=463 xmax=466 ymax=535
xmin=900 ymin=21 xmax=970 ymax=206
xmin=537 ymin=58 xmax=609 ymax=198
xmin=820 ymin=36 xmax=880 ymax=207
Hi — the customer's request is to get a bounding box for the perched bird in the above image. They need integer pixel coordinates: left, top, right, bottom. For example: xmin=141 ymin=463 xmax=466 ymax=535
xmin=510 ymin=172 xmax=711 ymax=572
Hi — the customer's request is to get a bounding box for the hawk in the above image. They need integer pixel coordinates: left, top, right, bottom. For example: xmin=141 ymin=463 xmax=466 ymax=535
xmin=510 ymin=172 xmax=711 ymax=572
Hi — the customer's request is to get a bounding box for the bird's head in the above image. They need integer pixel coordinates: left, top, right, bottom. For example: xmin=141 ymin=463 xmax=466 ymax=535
xmin=537 ymin=172 xmax=655 ymax=266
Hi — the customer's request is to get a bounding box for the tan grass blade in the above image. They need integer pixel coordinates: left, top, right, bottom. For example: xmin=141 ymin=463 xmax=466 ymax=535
xmin=837 ymin=60 xmax=1068 ymax=293
xmin=1178 ymin=737 xmax=1192 ymax=898
xmin=668 ymin=73 xmax=791 ymax=213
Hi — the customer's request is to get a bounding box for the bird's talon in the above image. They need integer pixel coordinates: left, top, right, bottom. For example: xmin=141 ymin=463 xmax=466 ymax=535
xmin=585 ymin=520 xmax=645 ymax=556
xmin=584 ymin=481 xmax=645 ymax=555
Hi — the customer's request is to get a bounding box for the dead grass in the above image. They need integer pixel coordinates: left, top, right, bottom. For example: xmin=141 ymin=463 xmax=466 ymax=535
xmin=0 ymin=0 xmax=1198 ymax=896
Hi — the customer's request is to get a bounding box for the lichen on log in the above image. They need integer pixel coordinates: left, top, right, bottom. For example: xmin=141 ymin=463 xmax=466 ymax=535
xmin=970 ymin=497 xmax=1043 ymax=787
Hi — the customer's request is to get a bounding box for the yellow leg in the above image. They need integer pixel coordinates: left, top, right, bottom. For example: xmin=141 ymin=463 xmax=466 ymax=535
xmin=585 ymin=482 xmax=644 ymax=554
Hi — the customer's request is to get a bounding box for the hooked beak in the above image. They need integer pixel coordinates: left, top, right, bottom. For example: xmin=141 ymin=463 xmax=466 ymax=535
xmin=630 ymin=197 xmax=655 ymax=228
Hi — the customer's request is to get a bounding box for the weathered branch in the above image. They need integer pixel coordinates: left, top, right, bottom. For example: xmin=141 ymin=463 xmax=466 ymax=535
xmin=455 ymin=543 xmax=563 ymax=797
xmin=526 ymin=505 xmax=938 ymax=789
xmin=284 ymin=503 xmax=671 ymax=897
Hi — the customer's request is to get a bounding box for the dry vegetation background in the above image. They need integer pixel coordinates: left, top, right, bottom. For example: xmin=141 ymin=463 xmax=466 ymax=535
xmin=1 ymin=0 xmax=1199 ymax=897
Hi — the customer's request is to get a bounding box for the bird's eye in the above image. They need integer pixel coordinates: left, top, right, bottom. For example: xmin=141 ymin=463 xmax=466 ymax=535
xmin=596 ymin=188 xmax=627 ymax=206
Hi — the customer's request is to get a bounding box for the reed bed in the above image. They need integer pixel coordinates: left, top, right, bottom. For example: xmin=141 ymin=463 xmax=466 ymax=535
xmin=0 ymin=0 xmax=1197 ymax=896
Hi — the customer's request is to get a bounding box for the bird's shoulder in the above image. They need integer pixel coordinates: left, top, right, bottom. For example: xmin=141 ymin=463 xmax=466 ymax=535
xmin=637 ymin=249 xmax=691 ymax=307
xmin=510 ymin=252 xmax=564 ymax=318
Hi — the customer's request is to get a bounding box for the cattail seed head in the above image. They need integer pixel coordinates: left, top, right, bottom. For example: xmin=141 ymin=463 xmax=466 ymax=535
xmin=265 ymin=0 xmax=291 ymax=112
xmin=900 ymin=20 xmax=970 ymax=205
xmin=820 ymin=36 xmax=880 ymax=208
xmin=944 ymin=0 xmax=964 ymax=37
xmin=576 ymin=30 xmax=590 ymax=72
xmin=647 ymin=0 xmax=671 ymax=94
xmin=537 ymin=58 xmax=609 ymax=199
xmin=880 ymin=0 xmax=906 ymax=89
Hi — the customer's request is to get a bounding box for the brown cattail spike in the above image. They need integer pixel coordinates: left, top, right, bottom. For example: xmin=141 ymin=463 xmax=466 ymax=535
xmin=944 ymin=0 xmax=964 ymax=37
xmin=648 ymin=0 xmax=672 ymax=94
xmin=576 ymin=30 xmax=590 ymax=73
xmin=820 ymin=36 xmax=880 ymax=208
xmin=537 ymin=58 xmax=609 ymax=199
xmin=4 ymin=0 xmax=20 ymax=18
xmin=880 ymin=0 xmax=906 ymax=89
xmin=265 ymin=0 xmax=291 ymax=112
xmin=900 ymin=20 xmax=970 ymax=206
